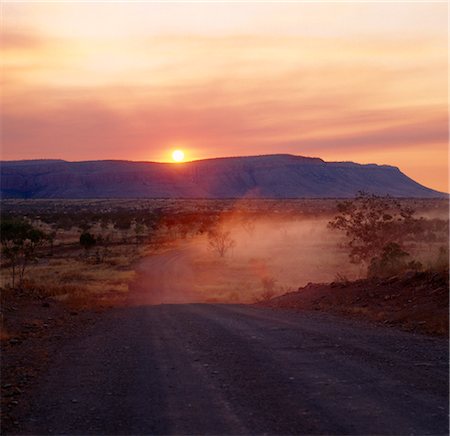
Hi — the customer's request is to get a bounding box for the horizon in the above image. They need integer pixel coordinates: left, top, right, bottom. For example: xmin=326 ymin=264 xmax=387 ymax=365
xmin=3 ymin=153 xmax=447 ymax=196
xmin=0 ymin=152 xmax=412 ymax=169
xmin=1 ymin=153 xmax=446 ymax=193
xmin=1 ymin=2 xmax=448 ymax=191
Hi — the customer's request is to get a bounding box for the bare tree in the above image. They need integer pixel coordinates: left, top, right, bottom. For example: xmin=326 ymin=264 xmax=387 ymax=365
xmin=208 ymin=227 xmax=235 ymax=257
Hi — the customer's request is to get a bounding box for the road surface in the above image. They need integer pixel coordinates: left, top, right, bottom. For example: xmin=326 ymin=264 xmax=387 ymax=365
xmin=22 ymin=303 xmax=448 ymax=435
xmin=130 ymin=245 xmax=205 ymax=305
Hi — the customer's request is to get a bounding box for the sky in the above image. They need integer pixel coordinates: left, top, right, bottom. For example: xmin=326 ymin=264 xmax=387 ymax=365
xmin=1 ymin=2 xmax=448 ymax=191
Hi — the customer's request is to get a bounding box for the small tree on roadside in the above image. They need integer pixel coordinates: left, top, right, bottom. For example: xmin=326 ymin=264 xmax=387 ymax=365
xmin=1 ymin=219 xmax=47 ymax=288
xmin=208 ymin=227 xmax=235 ymax=257
xmin=329 ymin=192 xmax=424 ymax=276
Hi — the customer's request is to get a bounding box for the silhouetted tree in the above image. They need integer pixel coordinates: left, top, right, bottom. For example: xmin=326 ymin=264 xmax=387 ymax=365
xmin=1 ymin=219 xmax=47 ymax=288
xmin=79 ymin=232 xmax=96 ymax=254
xmin=208 ymin=227 xmax=235 ymax=257
xmin=329 ymin=192 xmax=424 ymax=274
xmin=367 ymin=242 xmax=422 ymax=278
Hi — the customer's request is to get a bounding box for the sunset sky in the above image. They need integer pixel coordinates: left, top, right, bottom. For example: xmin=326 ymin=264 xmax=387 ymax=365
xmin=1 ymin=2 xmax=448 ymax=191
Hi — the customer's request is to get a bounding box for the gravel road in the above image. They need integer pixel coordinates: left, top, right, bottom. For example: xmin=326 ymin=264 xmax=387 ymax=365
xmin=21 ymin=303 xmax=448 ymax=435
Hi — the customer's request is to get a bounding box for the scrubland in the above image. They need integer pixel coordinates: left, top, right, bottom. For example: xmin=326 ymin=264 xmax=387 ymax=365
xmin=1 ymin=225 xmax=143 ymax=311
xmin=1 ymin=198 xmax=448 ymax=307
xmin=1 ymin=198 xmax=448 ymax=431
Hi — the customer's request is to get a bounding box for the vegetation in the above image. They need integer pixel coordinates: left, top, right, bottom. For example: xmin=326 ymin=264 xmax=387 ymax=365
xmin=208 ymin=227 xmax=236 ymax=257
xmin=367 ymin=242 xmax=422 ymax=278
xmin=79 ymin=232 xmax=96 ymax=252
xmin=1 ymin=219 xmax=47 ymax=288
xmin=329 ymin=192 xmax=429 ymax=276
xmin=0 ymin=198 xmax=447 ymax=303
xmin=0 ymin=201 xmax=225 ymax=301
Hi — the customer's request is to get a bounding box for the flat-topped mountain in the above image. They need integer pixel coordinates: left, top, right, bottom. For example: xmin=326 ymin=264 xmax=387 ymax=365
xmin=0 ymin=154 xmax=445 ymax=198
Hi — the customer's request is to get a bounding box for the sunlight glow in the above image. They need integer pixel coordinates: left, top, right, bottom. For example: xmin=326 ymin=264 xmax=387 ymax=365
xmin=1 ymin=2 xmax=447 ymax=190
xmin=172 ymin=149 xmax=185 ymax=163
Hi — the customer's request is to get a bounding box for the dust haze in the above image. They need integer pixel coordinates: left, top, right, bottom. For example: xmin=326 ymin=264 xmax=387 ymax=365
xmin=132 ymin=214 xmax=362 ymax=304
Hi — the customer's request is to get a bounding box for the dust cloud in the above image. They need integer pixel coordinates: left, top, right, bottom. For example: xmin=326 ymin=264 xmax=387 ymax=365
xmin=131 ymin=215 xmax=362 ymax=305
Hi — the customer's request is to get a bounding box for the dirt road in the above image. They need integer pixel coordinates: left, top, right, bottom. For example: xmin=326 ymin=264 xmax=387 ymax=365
xmin=131 ymin=245 xmax=202 ymax=304
xmin=21 ymin=303 xmax=448 ymax=435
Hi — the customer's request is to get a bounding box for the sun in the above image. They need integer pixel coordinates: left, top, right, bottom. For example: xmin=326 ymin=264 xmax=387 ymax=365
xmin=172 ymin=149 xmax=185 ymax=163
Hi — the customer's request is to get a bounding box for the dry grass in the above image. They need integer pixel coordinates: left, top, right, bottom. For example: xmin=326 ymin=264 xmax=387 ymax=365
xmin=2 ymin=199 xmax=448 ymax=307
xmin=0 ymin=243 xmax=145 ymax=307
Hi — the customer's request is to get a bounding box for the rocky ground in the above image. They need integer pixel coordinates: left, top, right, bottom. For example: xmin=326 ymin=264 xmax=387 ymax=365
xmin=0 ymin=290 xmax=125 ymax=433
xmin=5 ymin=304 xmax=450 ymax=435
xmin=262 ymin=270 xmax=449 ymax=336
xmin=1 ymin=270 xmax=447 ymax=434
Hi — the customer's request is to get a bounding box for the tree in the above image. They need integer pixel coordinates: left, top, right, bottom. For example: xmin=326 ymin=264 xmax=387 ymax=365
xmin=1 ymin=219 xmax=47 ymax=288
xmin=47 ymin=230 xmax=57 ymax=256
xmin=133 ymin=221 xmax=146 ymax=246
xmin=329 ymin=192 xmax=423 ymax=272
xmin=367 ymin=242 xmax=422 ymax=278
xmin=208 ymin=227 xmax=235 ymax=257
xmin=79 ymin=232 xmax=96 ymax=254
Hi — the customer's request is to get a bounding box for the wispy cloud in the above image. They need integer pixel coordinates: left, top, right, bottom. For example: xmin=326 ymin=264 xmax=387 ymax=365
xmin=0 ymin=3 xmax=447 ymax=190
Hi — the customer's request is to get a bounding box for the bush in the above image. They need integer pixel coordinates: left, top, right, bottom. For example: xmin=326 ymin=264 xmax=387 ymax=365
xmin=80 ymin=232 xmax=96 ymax=251
xmin=367 ymin=242 xmax=422 ymax=278
xmin=329 ymin=192 xmax=425 ymax=276
xmin=1 ymin=219 xmax=47 ymax=288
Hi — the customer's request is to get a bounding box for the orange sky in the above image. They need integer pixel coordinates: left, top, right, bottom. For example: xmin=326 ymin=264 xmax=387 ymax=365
xmin=1 ymin=2 xmax=448 ymax=191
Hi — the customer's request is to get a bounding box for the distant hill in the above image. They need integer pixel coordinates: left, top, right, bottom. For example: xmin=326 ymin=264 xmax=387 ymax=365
xmin=0 ymin=154 xmax=445 ymax=199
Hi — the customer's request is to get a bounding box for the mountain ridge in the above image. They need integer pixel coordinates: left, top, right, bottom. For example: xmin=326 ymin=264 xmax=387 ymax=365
xmin=1 ymin=154 xmax=445 ymax=199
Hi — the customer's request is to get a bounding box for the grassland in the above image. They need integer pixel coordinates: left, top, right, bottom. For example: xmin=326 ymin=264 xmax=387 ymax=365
xmin=1 ymin=198 xmax=448 ymax=431
xmin=1 ymin=198 xmax=448 ymax=307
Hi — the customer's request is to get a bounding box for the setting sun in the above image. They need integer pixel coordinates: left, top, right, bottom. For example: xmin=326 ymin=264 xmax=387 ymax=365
xmin=172 ymin=149 xmax=185 ymax=163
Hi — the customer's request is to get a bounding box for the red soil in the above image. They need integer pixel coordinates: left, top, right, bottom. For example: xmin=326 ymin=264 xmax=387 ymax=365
xmin=263 ymin=271 xmax=449 ymax=336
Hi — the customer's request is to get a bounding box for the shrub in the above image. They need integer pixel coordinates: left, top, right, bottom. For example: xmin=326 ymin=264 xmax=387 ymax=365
xmin=208 ymin=227 xmax=235 ymax=257
xmin=1 ymin=219 xmax=47 ymax=288
xmin=367 ymin=242 xmax=422 ymax=278
xmin=80 ymin=232 xmax=96 ymax=252
xmin=329 ymin=192 xmax=424 ymax=276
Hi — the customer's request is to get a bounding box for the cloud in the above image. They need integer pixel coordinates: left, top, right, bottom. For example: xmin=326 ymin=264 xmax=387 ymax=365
xmin=1 ymin=15 xmax=447 ymax=189
xmin=0 ymin=31 xmax=45 ymax=50
xmin=272 ymin=116 xmax=448 ymax=152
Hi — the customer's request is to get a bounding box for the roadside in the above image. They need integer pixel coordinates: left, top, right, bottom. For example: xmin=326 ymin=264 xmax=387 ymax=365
xmin=0 ymin=288 xmax=124 ymax=433
xmin=261 ymin=270 xmax=449 ymax=336
xmin=1 ymin=242 xmax=448 ymax=433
